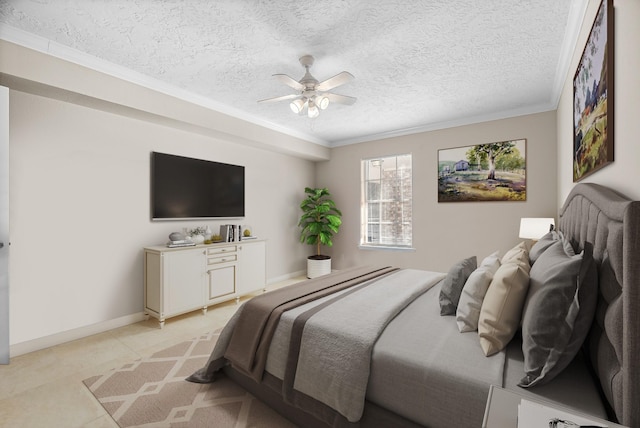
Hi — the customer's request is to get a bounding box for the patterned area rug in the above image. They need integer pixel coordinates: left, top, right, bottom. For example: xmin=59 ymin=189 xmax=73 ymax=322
xmin=83 ymin=331 xmax=296 ymax=427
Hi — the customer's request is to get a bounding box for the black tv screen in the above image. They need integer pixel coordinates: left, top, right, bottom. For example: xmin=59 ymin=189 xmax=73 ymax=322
xmin=151 ymin=152 xmax=245 ymax=220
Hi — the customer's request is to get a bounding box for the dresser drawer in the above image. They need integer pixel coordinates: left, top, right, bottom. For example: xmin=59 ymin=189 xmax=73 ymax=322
xmin=207 ymin=245 xmax=237 ymax=256
xmin=208 ymin=254 xmax=237 ymax=265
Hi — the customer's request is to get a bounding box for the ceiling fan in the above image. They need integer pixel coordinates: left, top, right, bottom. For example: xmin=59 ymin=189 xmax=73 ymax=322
xmin=258 ymin=55 xmax=356 ymax=118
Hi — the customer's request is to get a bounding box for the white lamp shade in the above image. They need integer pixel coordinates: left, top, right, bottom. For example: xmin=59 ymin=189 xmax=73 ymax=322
xmin=519 ymin=217 xmax=555 ymax=240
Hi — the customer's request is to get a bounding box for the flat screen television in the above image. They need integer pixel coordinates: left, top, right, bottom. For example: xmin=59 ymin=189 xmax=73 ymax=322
xmin=151 ymin=152 xmax=245 ymax=220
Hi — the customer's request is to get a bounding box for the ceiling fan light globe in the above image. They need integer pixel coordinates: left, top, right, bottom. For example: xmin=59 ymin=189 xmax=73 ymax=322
xmin=290 ymin=98 xmax=305 ymax=114
xmin=308 ymin=104 xmax=319 ymax=118
xmin=318 ymin=96 xmax=330 ymax=110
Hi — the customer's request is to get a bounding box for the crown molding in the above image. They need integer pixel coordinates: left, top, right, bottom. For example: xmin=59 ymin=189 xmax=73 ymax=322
xmin=1 ymin=7 xmax=584 ymax=150
xmin=0 ymin=24 xmax=330 ymax=148
xmin=550 ymin=0 xmax=590 ymax=108
xmin=331 ymin=103 xmax=556 ymax=147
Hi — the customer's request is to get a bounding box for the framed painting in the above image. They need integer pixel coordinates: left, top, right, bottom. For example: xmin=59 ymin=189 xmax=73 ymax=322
xmin=438 ymin=139 xmax=526 ymax=202
xmin=573 ymin=0 xmax=614 ymax=182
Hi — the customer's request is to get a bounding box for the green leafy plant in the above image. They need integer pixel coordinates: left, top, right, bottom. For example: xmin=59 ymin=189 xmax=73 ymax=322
xmin=298 ymin=187 xmax=342 ymax=258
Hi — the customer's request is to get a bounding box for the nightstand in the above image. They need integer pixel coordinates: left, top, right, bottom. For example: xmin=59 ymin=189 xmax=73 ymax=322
xmin=482 ymin=385 xmax=627 ymax=428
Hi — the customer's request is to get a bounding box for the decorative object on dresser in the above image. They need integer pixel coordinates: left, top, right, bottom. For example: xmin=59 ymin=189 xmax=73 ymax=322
xmin=188 ymin=226 xmax=207 ymax=244
xmin=572 ymin=0 xmax=614 ymax=182
xmin=167 ymin=231 xmax=196 ymax=248
xmin=219 ymin=224 xmax=243 ymax=242
xmin=242 ymin=225 xmax=256 ymax=239
xmin=298 ymin=187 xmax=342 ymax=278
xmin=168 ymin=231 xmax=184 ymax=241
xmin=438 ymin=139 xmax=526 ymax=202
xmin=143 ymin=239 xmax=266 ymax=328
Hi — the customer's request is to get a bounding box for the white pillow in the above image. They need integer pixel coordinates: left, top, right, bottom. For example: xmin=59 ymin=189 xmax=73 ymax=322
xmin=456 ymin=251 xmax=501 ymax=332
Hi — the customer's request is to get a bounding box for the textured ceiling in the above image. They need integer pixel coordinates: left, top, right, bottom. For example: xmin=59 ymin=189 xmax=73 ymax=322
xmin=0 ymin=1 xmax=584 ymax=146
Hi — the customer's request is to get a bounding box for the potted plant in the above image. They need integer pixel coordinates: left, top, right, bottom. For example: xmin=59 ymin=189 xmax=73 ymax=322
xmin=298 ymin=187 xmax=342 ymax=278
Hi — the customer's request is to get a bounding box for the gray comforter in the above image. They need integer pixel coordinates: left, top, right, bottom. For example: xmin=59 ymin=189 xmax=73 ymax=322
xmin=270 ymin=269 xmax=446 ymax=423
xmin=367 ymin=281 xmax=506 ymax=427
xmin=190 ymin=268 xmax=507 ymax=427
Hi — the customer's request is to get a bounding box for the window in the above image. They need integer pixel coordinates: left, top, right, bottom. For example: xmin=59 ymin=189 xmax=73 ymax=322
xmin=361 ymin=154 xmax=412 ymax=248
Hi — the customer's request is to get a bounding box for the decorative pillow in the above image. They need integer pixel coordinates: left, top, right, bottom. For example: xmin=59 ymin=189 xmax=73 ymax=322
xmin=501 ymin=241 xmax=530 ymax=264
xmin=439 ymin=256 xmax=477 ymax=315
xmin=456 ymin=251 xmax=501 ymax=332
xmin=478 ymin=243 xmax=531 ymax=356
xmin=528 ymin=230 xmax=560 ymax=265
xmin=519 ymin=239 xmax=597 ymax=388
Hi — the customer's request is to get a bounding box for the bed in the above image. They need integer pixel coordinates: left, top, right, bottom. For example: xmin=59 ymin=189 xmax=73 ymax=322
xmin=188 ymin=183 xmax=640 ymax=427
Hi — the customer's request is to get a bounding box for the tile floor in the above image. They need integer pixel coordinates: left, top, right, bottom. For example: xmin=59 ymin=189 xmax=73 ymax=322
xmin=0 ymin=277 xmax=304 ymax=428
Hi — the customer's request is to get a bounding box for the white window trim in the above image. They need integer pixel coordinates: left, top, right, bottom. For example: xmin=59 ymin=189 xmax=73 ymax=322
xmin=360 ymin=153 xmax=413 ymax=250
xmin=358 ymin=244 xmax=416 ymax=252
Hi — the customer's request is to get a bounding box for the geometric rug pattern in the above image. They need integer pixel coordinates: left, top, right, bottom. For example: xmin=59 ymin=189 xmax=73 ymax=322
xmin=83 ymin=331 xmax=296 ymax=427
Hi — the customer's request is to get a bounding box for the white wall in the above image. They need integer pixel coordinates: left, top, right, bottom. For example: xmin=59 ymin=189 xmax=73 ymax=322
xmin=316 ymin=111 xmax=558 ymax=273
xmin=0 ymin=40 xmax=324 ymax=351
xmin=8 ymin=89 xmax=314 ymax=348
xmin=557 ymin=0 xmax=640 ymax=203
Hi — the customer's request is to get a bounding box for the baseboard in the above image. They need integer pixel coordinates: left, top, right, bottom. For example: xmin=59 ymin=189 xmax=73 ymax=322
xmin=267 ymin=270 xmax=306 ymax=285
xmin=10 ymin=312 xmax=148 ymax=358
xmin=10 ymin=272 xmax=306 ymax=358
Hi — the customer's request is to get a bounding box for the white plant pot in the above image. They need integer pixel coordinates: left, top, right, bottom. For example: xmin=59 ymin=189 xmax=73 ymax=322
xmin=307 ymin=256 xmax=331 ymax=279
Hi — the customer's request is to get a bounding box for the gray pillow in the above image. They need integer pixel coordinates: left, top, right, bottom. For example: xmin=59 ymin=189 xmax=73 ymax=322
xmin=528 ymin=230 xmax=560 ymax=265
xmin=439 ymin=256 xmax=477 ymax=315
xmin=519 ymin=239 xmax=597 ymax=388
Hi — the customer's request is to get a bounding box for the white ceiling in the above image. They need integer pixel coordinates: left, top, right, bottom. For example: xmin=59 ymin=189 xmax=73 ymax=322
xmin=0 ymin=1 xmax=587 ymax=147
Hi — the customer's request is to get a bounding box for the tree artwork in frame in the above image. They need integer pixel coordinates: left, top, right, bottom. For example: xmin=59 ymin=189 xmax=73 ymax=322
xmin=438 ymin=139 xmax=526 ymax=202
xmin=573 ymin=0 xmax=614 ymax=182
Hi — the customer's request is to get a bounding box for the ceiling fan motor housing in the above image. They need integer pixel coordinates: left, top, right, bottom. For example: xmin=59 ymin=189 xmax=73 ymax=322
xmin=299 ymin=55 xmax=319 ymax=89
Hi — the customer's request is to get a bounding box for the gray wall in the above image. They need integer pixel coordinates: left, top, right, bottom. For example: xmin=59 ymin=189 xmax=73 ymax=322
xmin=316 ymin=111 xmax=558 ymax=273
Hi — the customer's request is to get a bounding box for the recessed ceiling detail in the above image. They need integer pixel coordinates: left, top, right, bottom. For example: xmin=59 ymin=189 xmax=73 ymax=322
xmin=0 ymin=1 xmax=587 ymax=146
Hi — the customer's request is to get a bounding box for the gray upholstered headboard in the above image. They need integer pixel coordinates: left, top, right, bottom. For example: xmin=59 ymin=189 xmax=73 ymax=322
xmin=558 ymin=183 xmax=640 ymax=427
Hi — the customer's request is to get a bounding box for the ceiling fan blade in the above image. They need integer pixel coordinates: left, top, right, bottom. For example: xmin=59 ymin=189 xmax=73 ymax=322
xmin=273 ymin=74 xmax=304 ymax=91
xmin=316 ymin=71 xmax=354 ymax=91
xmin=257 ymin=94 xmax=300 ymax=104
xmin=325 ymin=93 xmax=357 ymax=105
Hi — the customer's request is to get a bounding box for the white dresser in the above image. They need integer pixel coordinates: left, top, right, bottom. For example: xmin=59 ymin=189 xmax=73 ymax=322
xmin=144 ymin=239 xmax=266 ymax=327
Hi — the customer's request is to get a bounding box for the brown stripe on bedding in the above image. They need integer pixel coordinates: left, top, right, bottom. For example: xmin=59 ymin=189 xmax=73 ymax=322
xmin=224 ymin=266 xmax=398 ymax=381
